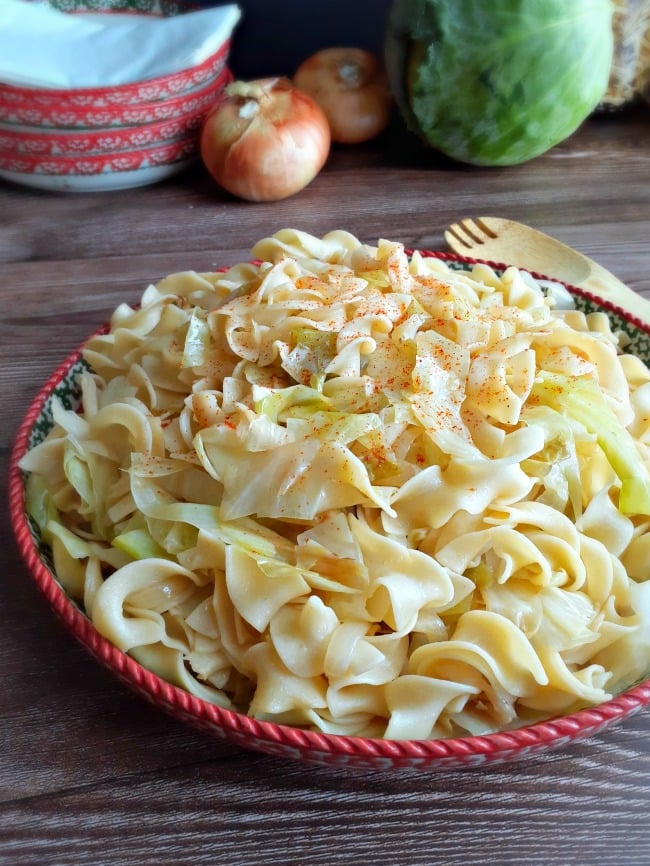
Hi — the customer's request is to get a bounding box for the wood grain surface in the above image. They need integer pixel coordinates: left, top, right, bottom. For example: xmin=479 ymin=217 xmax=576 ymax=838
xmin=1 ymin=107 xmax=650 ymax=866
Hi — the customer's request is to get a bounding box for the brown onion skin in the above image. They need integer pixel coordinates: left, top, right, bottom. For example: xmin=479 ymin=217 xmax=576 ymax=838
xmin=293 ymin=47 xmax=392 ymax=144
xmin=199 ymin=77 xmax=331 ymax=202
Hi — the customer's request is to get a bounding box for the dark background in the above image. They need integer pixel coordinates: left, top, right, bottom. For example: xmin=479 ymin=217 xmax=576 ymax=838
xmin=196 ymin=0 xmax=394 ymax=78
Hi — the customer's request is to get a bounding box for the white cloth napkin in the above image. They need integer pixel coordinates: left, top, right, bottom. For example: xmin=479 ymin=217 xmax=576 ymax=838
xmin=0 ymin=0 xmax=241 ymax=89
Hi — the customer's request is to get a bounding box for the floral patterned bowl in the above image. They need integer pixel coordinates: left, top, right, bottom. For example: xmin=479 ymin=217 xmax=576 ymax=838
xmin=8 ymin=255 xmax=650 ymax=769
xmin=0 ymin=0 xmax=236 ymax=186
xmin=0 ymin=105 xmax=207 ymax=156
xmin=0 ymin=132 xmax=198 ymax=191
xmin=1 ymin=1 xmax=233 ymax=107
xmin=0 ymin=65 xmax=231 ymax=130
xmin=0 ymin=66 xmax=232 ymax=191
xmin=0 ymin=41 xmax=230 ymax=109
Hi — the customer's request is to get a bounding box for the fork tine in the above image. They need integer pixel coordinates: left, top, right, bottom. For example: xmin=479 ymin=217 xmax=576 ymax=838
xmin=444 ymin=218 xmax=485 ymax=249
xmin=444 ymin=220 xmax=477 ymax=250
xmin=443 ymin=228 xmax=468 ymax=250
xmin=459 ymin=218 xmax=488 ymax=244
xmin=474 ymin=216 xmax=499 ymax=238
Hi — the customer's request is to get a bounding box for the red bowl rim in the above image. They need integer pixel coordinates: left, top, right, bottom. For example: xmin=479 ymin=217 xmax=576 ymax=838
xmin=8 ymin=250 xmax=650 ymax=768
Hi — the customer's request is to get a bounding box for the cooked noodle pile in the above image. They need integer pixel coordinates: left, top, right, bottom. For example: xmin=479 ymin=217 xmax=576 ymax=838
xmin=21 ymin=230 xmax=650 ymax=739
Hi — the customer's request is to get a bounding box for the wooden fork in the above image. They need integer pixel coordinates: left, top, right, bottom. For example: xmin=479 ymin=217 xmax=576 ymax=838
xmin=444 ymin=216 xmax=650 ymax=323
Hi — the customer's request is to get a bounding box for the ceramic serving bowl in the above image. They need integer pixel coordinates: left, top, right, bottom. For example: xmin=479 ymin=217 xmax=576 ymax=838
xmin=0 ymin=133 xmax=198 ymax=191
xmin=9 ymin=254 xmax=650 ymax=770
xmin=0 ymin=1 xmax=233 ymax=108
xmin=0 ymin=43 xmax=230 ymax=110
xmin=0 ymin=67 xmax=232 ymax=190
xmin=0 ymin=65 xmax=231 ymax=130
xmin=0 ymin=105 xmax=208 ymax=156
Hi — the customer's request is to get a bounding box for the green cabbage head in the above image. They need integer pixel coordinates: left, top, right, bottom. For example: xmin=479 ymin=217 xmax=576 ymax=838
xmin=385 ymin=0 xmax=614 ymax=166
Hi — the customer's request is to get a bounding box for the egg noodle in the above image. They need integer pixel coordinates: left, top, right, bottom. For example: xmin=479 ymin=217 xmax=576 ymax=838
xmin=21 ymin=229 xmax=650 ymax=739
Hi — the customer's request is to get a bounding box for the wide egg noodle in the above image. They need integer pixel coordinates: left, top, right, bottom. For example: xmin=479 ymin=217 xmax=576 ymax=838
xmin=19 ymin=229 xmax=650 ymax=740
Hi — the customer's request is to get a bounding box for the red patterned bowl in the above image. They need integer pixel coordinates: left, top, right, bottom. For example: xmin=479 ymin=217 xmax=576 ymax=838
xmin=0 ymin=42 xmax=230 ymax=109
xmin=0 ymin=65 xmax=232 ymax=130
xmin=8 ymin=255 xmax=650 ymax=769
xmin=0 ymin=104 xmax=208 ymax=156
xmin=1 ymin=1 xmax=235 ymax=107
xmin=0 ymin=133 xmax=198 ymax=191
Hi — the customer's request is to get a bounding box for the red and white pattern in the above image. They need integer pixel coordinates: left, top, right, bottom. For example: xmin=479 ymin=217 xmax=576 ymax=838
xmin=0 ymin=0 xmax=231 ymax=190
xmin=0 ymin=42 xmax=229 ymax=108
xmin=0 ymin=106 xmax=206 ymax=155
xmin=0 ymin=67 xmax=231 ymax=129
xmin=0 ymin=134 xmax=197 ymax=175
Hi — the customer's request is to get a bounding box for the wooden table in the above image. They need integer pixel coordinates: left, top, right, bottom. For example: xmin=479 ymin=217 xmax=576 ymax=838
xmin=2 ymin=108 xmax=650 ymax=866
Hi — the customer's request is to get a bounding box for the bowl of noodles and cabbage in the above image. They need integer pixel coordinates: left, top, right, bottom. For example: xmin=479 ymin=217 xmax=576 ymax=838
xmin=8 ymin=229 xmax=650 ymax=769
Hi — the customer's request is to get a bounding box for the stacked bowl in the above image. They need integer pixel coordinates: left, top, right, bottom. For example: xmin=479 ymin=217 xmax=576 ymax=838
xmin=0 ymin=1 xmax=238 ymax=191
